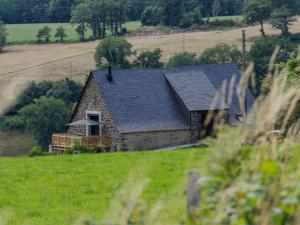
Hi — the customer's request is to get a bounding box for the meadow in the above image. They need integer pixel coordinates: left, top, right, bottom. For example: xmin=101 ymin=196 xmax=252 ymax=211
xmin=6 ymin=22 xmax=141 ymax=44
xmin=0 ymin=148 xmax=206 ymax=225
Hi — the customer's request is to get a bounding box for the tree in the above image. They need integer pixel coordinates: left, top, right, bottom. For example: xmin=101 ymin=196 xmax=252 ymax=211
xmin=179 ymin=7 xmax=204 ymax=28
xmin=141 ymin=6 xmax=162 ymax=26
xmin=19 ymin=97 xmax=71 ymax=150
xmin=243 ymin=1 xmax=271 ymax=37
xmin=70 ymin=3 xmax=91 ymax=41
xmin=133 ymin=49 xmax=164 ymax=68
xmin=94 ymin=36 xmax=133 ymax=68
xmin=46 ymin=78 xmax=83 ymax=105
xmin=6 ymin=81 xmax=54 ymax=115
xmin=198 ymin=43 xmax=243 ymax=67
xmin=270 ymin=5 xmax=296 ymax=37
xmin=54 ymin=26 xmax=67 ymax=42
xmin=166 ymin=52 xmax=198 ymax=67
xmin=49 ymin=0 xmax=75 ymax=22
xmin=249 ymin=37 xmax=297 ymax=94
xmin=36 ymin=26 xmax=52 ymax=43
xmin=160 ymin=0 xmax=184 ymax=26
xmin=0 ymin=21 xmax=8 ymax=53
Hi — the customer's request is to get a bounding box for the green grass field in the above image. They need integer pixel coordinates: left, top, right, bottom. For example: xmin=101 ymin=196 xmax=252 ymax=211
xmin=6 ymin=22 xmax=141 ymax=44
xmin=0 ymin=148 xmax=206 ymax=225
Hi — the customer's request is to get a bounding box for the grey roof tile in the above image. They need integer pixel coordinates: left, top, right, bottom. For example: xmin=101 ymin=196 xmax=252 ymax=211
xmin=92 ymin=64 xmax=254 ymax=133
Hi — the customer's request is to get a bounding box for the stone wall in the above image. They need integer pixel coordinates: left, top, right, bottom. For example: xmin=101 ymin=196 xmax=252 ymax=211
xmin=68 ymin=77 xmax=122 ymax=148
xmin=122 ymin=129 xmax=192 ymax=150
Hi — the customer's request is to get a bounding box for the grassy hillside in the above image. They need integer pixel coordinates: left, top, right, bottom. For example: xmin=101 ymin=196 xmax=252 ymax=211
xmin=6 ymin=22 xmax=141 ymax=44
xmin=0 ymin=148 xmax=206 ymax=225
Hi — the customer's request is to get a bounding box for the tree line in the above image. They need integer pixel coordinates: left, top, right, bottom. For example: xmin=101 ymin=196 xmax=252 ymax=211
xmin=0 ymin=0 xmax=255 ymax=24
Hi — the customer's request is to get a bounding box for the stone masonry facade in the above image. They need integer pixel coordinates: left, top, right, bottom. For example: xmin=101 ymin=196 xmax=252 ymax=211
xmin=68 ymin=77 xmax=122 ymax=148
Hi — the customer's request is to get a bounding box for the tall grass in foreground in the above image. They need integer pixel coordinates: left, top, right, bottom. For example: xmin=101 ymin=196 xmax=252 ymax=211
xmin=197 ymin=53 xmax=300 ymax=225
xmin=81 ymin=54 xmax=300 ymax=225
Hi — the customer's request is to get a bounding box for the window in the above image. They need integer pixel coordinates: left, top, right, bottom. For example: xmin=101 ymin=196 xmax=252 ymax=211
xmin=86 ymin=111 xmax=101 ymax=136
xmin=236 ymin=114 xmax=244 ymax=123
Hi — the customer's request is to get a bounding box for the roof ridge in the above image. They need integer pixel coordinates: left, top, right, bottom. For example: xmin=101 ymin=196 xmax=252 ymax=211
xmin=91 ymin=63 xmax=238 ymax=74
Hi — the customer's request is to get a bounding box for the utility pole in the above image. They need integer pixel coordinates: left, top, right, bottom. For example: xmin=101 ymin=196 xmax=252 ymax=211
xmin=183 ymin=33 xmax=186 ymax=52
xmin=242 ymin=29 xmax=247 ymax=71
xmin=242 ymin=28 xmax=248 ymax=122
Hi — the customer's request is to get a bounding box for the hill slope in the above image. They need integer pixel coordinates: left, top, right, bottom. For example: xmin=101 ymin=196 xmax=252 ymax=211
xmin=0 ymin=148 xmax=206 ymax=225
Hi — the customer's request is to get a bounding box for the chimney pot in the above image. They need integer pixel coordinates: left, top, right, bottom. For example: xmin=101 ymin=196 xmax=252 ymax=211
xmin=107 ymin=65 xmax=113 ymax=82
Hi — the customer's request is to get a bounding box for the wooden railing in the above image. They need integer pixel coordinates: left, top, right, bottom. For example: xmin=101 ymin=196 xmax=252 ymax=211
xmin=52 ymin=133 xmax=112 ymax=153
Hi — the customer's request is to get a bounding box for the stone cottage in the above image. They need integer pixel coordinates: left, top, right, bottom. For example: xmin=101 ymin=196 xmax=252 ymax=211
xmin=66 ymin=64 xmax=254 ymax=150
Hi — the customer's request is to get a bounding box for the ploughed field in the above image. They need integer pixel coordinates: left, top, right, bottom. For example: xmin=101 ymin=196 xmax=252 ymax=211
xmin=0 ymin=148 xmax=206 ymax=225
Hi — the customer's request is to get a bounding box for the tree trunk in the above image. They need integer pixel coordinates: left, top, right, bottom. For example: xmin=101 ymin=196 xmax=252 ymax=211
xmin=260 ymin=21 xmax=266 ymax=37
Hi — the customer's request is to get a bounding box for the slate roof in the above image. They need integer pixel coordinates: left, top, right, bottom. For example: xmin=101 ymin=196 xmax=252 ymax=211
xmin=92 ymin=68 xmax=190 ymax=133
xmin=91 ymin=64 xmax=254 ymax=133
xmin=164 ymin=71 xmax=229 ymax=111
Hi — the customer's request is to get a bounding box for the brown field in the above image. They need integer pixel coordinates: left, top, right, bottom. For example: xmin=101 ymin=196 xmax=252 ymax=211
xmin=0 ymin=131 xmax=36 ymax=156
xmin=0 ymin=19 xmax=300 ymax=116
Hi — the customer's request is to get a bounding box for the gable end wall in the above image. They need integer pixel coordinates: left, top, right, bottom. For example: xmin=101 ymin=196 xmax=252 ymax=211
xmin=68 ymin=77 xmax=122 ymax=148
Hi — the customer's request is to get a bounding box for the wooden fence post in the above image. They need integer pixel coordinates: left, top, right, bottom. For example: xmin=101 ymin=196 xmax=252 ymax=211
xmin=187 ymin=171 xmax=201 ymax=220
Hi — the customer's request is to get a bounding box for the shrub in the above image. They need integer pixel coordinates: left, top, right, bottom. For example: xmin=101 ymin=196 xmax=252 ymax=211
xmin=198 ymin=43 xmax=243 ymax=67
xmin=28 ymin=146 xmax=44 ymax=157
xmin=208 ymin=18 xmax=237 ymax=27
xmin=0 ymin=21 xmax=8 ymax=53
xmin=0 ymin=115 xmax=25 ymax=131
xmin=133 ymin=48 xmax=164 ymax=68
xmin=166 ymin=52 xmax=198 ymax=67
xmin=36 ymin=26 xmax=52 ymax=43
xmin=65 ymin=141 xmax=96 ymax=154
xmin=54 ymin=26 xmax=67 ymax=43
xmin=248 ymin=36 xmax=297 ymax=94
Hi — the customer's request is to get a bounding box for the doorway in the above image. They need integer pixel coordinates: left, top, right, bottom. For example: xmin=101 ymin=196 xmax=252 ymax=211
xmin=86 ymin=111 xmax=101 ymax=136
xmin=199 ymin=112 xmax=215 ymax=138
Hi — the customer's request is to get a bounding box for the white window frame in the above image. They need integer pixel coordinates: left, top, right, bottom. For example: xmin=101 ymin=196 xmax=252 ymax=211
xmin=85 ymin=110 xmax=102 ymax=137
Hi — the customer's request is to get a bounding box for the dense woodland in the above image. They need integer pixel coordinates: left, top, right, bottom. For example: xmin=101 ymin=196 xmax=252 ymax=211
xmin=0 ymin=0 xmax=247 ymax=24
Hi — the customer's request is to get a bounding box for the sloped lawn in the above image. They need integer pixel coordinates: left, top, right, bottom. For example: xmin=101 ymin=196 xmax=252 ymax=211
xmin=0 ymin=148 xmax=206 ymax=225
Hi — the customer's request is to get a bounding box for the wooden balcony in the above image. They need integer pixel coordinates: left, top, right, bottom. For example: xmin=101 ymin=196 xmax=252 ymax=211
xmin=52 ymin=133 xmax=112 ymax=153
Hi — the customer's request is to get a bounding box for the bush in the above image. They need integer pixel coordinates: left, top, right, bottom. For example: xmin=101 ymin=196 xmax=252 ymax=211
xmin=198 ymin=43 xmax=243 ymax=67
xmin=0 ymin=21 xmax=8 ymax=53
xmin=133 ymin=48 xmax=164 ymax=68
xmin=166 ymin=52 xmax=198 ymax=67
xmin=249 ymin=36 xmax=297 ymax=94
xmin=65 ymin=141 xmax=96 ymax=154
xmin=36 ymin=25 xmax=52 ymax=43
xmin=28 ymin=146 xmax=44 ymax=157
xmin=0 ymin=115 xmax=25 ymax=131
xmin=207 ymin=18 xmax=237 ymax=27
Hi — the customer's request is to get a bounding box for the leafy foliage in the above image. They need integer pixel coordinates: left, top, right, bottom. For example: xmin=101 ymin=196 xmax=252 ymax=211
xmin=70 ymin=3 xmax=90 ymax=41
xmin=243 ymin=1 xmax=271 ymax=37
xmin=198 ymin=43 xmax=243 ymax=67
xmin=166 ymin=52 xmax=198 ymax=67
xmin=248 ymin=37 xmax=297 ymax=93
xmin=94 ymin=36 xmax=133 ymax=68
xmin=0 ymin=79 xmax=82 ymax=149
xmin=65 ymin=141 xmax=96 ymax=154
xmin=270 ymin=5 xmax=296 ymax=37
xmin=54 ymin=26 xmax=67 ymax=42
xmin=19 ymin=97 xmax=71 ymax=150
xmin=28 ymin=146 xmax=44 ymax=157
xmin=133 ymin=48 xmax=164 ymax=68
xmin=36 ymin=25 xmax=52 ymax=43
xmin=0 ymin=20 xmax=7 ymax=53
